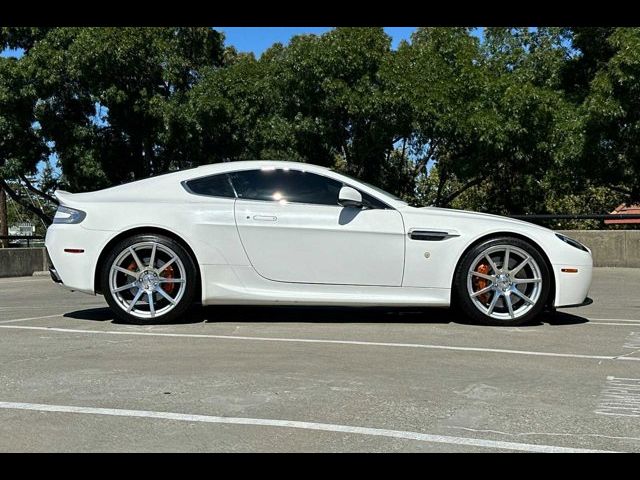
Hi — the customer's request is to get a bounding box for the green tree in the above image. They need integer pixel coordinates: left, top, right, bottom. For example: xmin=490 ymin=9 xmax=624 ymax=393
xmin=14 ymin=27 xmax=224 ymax=192
xmin=562 ymin=27 xmax=617 ymax=103
xmin=384 ymin=27 xmax=576 ymax=213
xmin=190 ymin=28 xmax=406 ymax=192
xmin=470 ymin=27 xmax=576 ymax=214
xmin=279 ymin=27 xmax=401 ymax=185
xmin=0 ymin=27 xmax=51 ymax=52
xmin=385 ymin=27 xmax=484 ymax=205
xmin=579 ymin=28 xmax=640 ymax=202
xmin=3 ymin=26 xmax=640 ymax=227
xmin=186 ymin=48 xmax=296 ymax=165
xmin=0 ymin=56 xmax=51 ymax=224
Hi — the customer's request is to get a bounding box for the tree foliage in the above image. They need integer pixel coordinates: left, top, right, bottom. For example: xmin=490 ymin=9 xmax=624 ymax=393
xmin=1 ymin=26 xmax=639 ymax=227
xmin=0 ymin=54 xmax=51 ymax=224
xmin=580 ymin=28 xmax=640 ymax=201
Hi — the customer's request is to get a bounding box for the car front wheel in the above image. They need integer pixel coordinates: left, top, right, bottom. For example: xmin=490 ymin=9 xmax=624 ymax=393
xmin=101 ymin=234 xmax=197 ymax=324
xmin=454 ymin=237 xmax=551 ymax=326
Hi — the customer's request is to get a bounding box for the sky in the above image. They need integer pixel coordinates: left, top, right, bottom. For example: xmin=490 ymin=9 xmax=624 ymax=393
xmin=215 ymin=27 xmax=418 ymax=56
xmin=1 ymin=47 xmax=22 ymax=57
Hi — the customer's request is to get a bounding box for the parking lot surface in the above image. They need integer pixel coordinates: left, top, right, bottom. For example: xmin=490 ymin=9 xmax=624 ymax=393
xmin=0 ymin=267 xmax=639 ymax=452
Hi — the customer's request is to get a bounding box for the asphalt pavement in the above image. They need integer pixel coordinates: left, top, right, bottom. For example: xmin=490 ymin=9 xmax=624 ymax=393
xmin=0 ymin=267 xmax=639 ymax=452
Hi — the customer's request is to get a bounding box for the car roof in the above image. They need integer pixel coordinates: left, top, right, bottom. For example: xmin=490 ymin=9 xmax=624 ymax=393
xmin=191 ymin=160 xmax=332 ymax=175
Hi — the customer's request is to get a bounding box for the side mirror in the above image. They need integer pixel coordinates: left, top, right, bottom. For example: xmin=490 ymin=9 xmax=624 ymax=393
xmin=338 ymin=186 xmax=363 ymax=208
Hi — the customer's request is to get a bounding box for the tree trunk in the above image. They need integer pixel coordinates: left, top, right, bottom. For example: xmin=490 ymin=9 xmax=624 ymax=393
xmin=435 ymin=167 xmax=449 ymax=207
xmin=0 ymin=185 xmax=8 ymax=248
xmin=439 ymin=176 xmax=485 ymax=207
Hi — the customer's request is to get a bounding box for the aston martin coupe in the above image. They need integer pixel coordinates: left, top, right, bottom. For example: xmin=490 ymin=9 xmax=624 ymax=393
xmin=45 ymin=161 xmax=593 ymax=325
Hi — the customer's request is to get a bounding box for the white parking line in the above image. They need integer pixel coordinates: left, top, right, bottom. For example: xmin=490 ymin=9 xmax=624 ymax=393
xmin=0 ymin=314 xmax=63 ymax=325
xmin=589 ymin=322 xmax=640 ymax=327
xmin=588 ymin=318 xmax=640 ymax=323
xmin=0 ymin=401 xmax=614 ymax=453
xmin=1 ymin=324 xmax=638 ymax=362
xmin=0 ymin=306 xmax=63 ymax=311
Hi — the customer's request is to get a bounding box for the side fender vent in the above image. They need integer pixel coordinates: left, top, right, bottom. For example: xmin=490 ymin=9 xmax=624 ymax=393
xmin=408 ymin=230 xmax=459 ymax=241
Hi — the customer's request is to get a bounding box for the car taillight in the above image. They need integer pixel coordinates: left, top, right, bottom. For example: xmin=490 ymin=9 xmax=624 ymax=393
xmin=53 ymin=206 xmax=86 ymax=224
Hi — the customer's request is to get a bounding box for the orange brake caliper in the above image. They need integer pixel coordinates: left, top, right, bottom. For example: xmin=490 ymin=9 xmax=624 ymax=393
xmin=473 ymin=262 xmax=491 ymax=304
xmin=161 ymin=265 xmax=176 ymax=294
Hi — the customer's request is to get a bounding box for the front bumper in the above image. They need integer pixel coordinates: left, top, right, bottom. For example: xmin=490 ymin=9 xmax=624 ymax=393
xmin=559 ymin=296 xmax=593 ymax=309
xmin=552 ymin=263 xmax=593 ymax=308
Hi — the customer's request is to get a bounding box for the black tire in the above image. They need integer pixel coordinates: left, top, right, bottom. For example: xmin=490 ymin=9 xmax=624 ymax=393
xmin=101 ymin=234 xmax=198 ymax=325
xmin=453 ymin=236 xmax=551 ymax=326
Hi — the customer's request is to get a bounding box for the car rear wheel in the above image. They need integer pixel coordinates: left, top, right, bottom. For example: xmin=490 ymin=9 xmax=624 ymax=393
xmin=101 ymin=234 xmax=197 ymax=324
xmin=453 ymin=237 xmax=551 ymax=326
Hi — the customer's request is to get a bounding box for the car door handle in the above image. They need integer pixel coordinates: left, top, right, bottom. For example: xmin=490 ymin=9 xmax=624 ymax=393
xmin=253 ymin=215 xmax=277 ymax=222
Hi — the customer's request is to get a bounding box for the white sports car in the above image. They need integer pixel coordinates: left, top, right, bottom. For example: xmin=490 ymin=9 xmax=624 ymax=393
xmin=45 ymin=160 xmax=593 ymax=325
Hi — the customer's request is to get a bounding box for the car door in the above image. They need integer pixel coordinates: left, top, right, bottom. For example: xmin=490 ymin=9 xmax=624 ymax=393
xmin=231 ymin=168 xmax=405 ymax=286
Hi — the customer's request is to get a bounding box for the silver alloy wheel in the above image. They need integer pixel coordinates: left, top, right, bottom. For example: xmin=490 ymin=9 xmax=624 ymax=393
xmin=108 ymin=241 xmax=187 ymax=319
xmin=466 ymin=244 xmax=543 ymax=321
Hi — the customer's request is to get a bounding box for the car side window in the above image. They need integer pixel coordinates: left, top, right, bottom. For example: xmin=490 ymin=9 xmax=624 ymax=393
xmin=230 ymin=169 xmax=344 ymax=206
xmin=183 ymin=173 xmax=236 ymax=198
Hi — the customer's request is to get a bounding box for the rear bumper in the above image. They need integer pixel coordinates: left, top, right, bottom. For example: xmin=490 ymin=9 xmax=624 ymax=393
xmin=45 ymin=224 xmax=111 ymax=294
xmin=49 ymin=266 xmax=62 ymax=283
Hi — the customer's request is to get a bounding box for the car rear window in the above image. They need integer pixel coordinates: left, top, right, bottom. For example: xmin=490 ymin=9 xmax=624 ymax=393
xmin=183 ymin=174 xmax=236 ymax=198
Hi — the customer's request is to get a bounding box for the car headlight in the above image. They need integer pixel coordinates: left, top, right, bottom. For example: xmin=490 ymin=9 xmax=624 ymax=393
xmin=53 ymin=206 xmax=86 ymax=224
xmin=556 ymin=233 xmax=589 ymax=253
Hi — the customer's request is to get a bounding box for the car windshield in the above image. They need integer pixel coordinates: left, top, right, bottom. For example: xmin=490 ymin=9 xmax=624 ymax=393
xmin=331 ymin=170 xmax=407 ymax=204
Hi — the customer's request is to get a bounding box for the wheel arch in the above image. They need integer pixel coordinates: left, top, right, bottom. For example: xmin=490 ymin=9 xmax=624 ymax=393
xmin=94 ymin=226 xmax=202 ymax=300
xmin=451 ymin=231 xmax=556 ymax=307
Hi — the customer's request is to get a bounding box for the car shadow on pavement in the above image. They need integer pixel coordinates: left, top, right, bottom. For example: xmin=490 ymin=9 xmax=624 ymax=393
xmin=63 ymin=305 xmax=590 ymax=327
xmin=540 ymin=310 xmax=590 ymax=326
xmin=192 ymin=305 xmax=590 ymax=327
xmin=199 ymin=305 xmax=456 ymax=324
xmin=62 ymin=307 xmax=204 ymax=325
